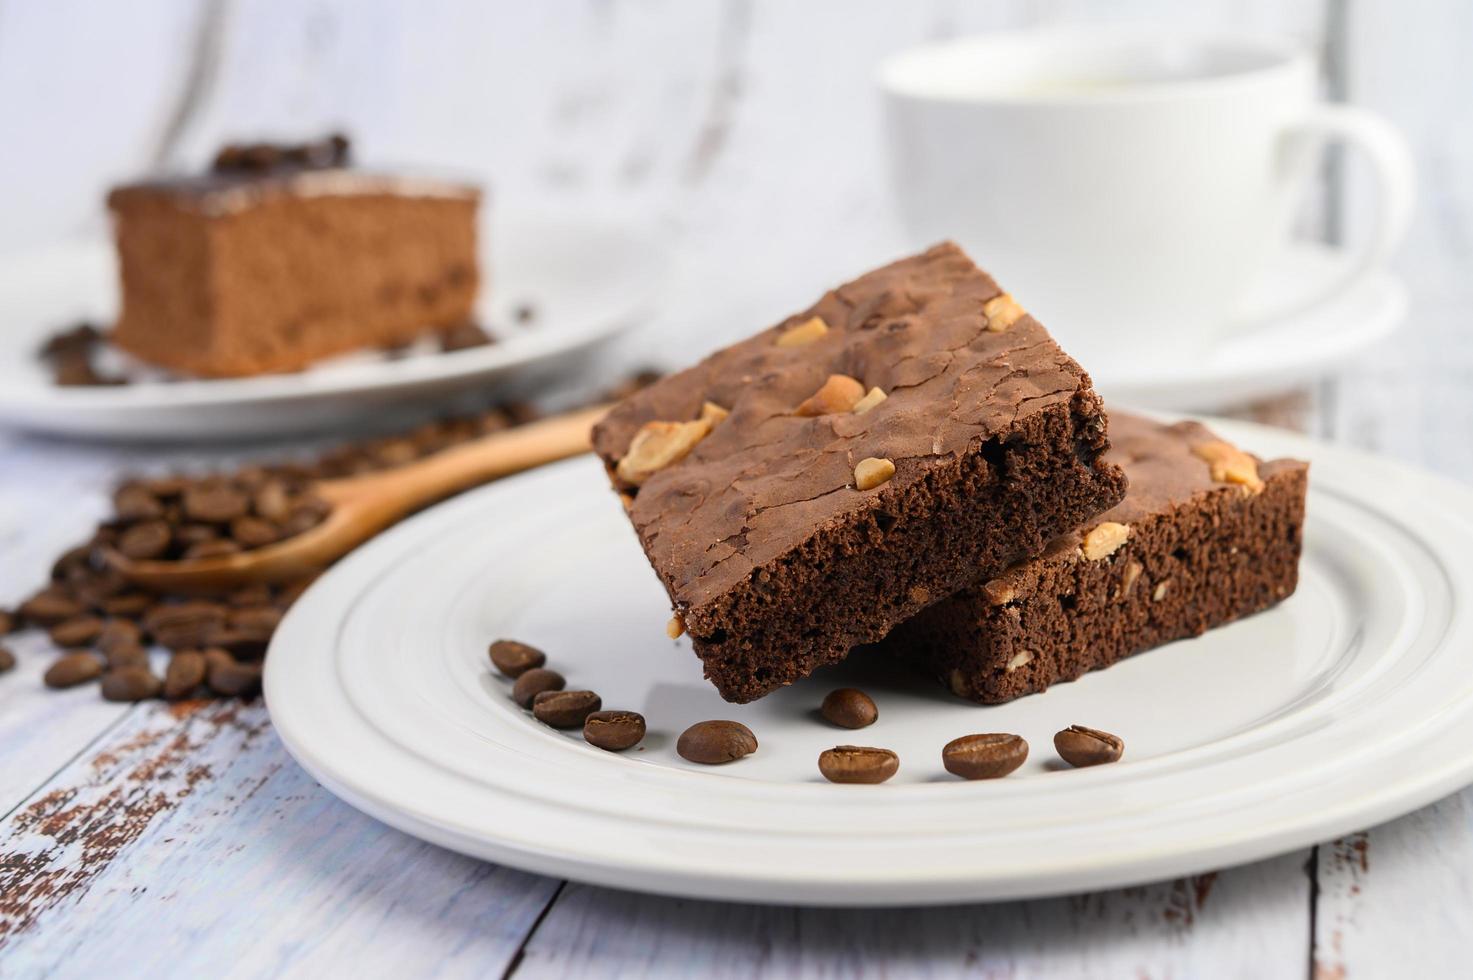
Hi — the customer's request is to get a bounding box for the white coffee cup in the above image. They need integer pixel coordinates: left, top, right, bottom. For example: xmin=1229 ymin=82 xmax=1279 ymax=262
xmin=879 ymin=30 xmax=1414 ymax=374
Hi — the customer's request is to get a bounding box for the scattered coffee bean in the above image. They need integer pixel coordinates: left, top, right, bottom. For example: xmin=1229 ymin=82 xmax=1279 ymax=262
xmin=164 ymin=651 xmax=208 ymax=699
xmin=19 ymin=589 xmax=85 ymax=627
xmin=145 ymin=601 xmax=226 ymax=650
xmin=101 ymin=666 xmax=163 ymax=702
xmin=226 ymin=606 xmax=282 ymax=643
xmin=532 ymin=689 xmax=602 ymax=729
xmin=818 ymin=745 xmax=899 ymax=784
xmin=942 ymin=733 xmax=1029 ymax=780
xmin=820 ymin=688 xmax=877 ymax=729
xmin=96 ymin=619 xmax=144 ymax=655
xmin=489 ymin=639 xmax=546 ymax=678
xmin=677 ymin=720 xmax=757 ymax=765
xmin=583 ymin=710 xmax=646 ymax=751
xmin=48 ymin=615 xmax=104 ymax=648
xmin=204 ymin=649 xmax=262 ymax=697
xmin=44 ymin=652 xmax=104 ymax=688
xmin=512 ymin=667 xmax=565 ymax=708
xmin=1054 ymin=725 xmax=1124 ymax=768
xmin=105 ymin=644 xmax=151 ymax=670
xmin=0 ymin=646 xmax=15 ymax=673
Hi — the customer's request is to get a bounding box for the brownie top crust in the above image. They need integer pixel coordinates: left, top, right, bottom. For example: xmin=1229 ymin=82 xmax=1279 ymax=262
xmin=107 ymin=170 xmax=480 ymax=217
xmin=985 ymin=412 xmax=1308 ymax=587
xmin=592 ymin=241 xmax=1110 ymax=610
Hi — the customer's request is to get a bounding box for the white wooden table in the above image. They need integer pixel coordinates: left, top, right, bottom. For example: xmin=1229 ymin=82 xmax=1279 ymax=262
xmin=3 ymin=2 xmax=1471 ymax=976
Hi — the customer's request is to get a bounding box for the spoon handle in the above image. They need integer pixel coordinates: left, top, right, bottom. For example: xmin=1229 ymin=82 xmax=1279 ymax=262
xmin=326 ymin=403 xmax=610 ymax=519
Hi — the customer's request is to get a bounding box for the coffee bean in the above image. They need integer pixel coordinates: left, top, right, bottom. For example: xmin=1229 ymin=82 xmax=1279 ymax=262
xmin=583 ymin=710 xmax=646 ymax=751
xmin=1054 ymin=725 xmax=1124 ymax=767
xmin=101 ymin=666 xmax=162 ymax=702
xmin=105 ymin=644 xmax=151 ymax=670
xmin=113 ymin=483 xmax=164 ymax=521
xmin=252 ymin=481 xmax=293 ymax=522
xmin=183 ymin=483 xmax=250 ymax=523
xmin=0 ymin=646 xmax=15 ymax=673
xmin=228 ymin=583 xmax=274 ymax=608
xmin=97 ymin=619 xmax=144 ymax=655
xmin=677 ymin=720 xmax=757 ymax=765
xmin=118 ymin=520 xmax=172 ymax=560
xmin=101 ymin=592 xmax=153 ymax=618
xmin=942 ymin=733 xmax=1029 ymax=780
xmin=489 ymin=639 xmax=546 ymax=678
xmin=230 ymin=515 xmax=281 ymax=549
xmin=44 ymin=652 xmax=103 ymax=688
xmin=820 ymin=688 xmax=877 ymax=729
xmin=818 ymin=745 xmax=899 ymax=784
xmin=512 ymin=668 xmax=565 ymax=708
xmin=20 ymin=588 xmax=85 ymax=627
xmin=204 ymin=649 xmax=262 ymax=697
xmin=0 ymin=609 xmax=14 ymax=635
xmin=532 ymin=690 xmax=602 ymax=729
xmin=164 ymin=651 xmax=207 ymax=699
xmin=227 ymin=605 xmax=282 ymax=640
xmin=51 ymin=544 xmax=93 ymax=582
xmin=175 ymin=524 xmax=219 ymax=548
xmin=48 ymin=615 xmax=104 ymax=648
xmin=145 ymin=601 xmax=226 ymax=650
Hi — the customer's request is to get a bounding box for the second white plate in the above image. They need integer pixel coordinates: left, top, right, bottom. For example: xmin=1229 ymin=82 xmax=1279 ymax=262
xmin=266 ymin=418 xmax=1473 ymax=905
xmin=0 ymin=212 xmax=664 ymax=441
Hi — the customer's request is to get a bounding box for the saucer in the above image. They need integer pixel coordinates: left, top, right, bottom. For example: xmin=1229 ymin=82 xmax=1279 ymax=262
xmin=1091 ymin=243 xmax=1407 ymax=411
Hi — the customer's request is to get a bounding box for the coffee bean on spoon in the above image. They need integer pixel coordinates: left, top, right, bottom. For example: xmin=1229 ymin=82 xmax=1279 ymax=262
xmin=532 ymin=689 xmax=601 ymax=729
xmin=489 ymin=639 xmax=546 ymax=678
xmin=512 ymin=667 xmax=565 ymax=708
xmin=818 ymin=745 xmax=899 ymax=784
xmin=942 ymin=733 xmax=1029 ymax=780
xmin=677 ymin=720 xmax=757 ymax=764
xmin=1054 ymin=725 xmax=1124 ymax=767
xmin=820 ymin=688 xmax=877 ymax=729
xmin=584 ymin=710 xmax=646 ymax=751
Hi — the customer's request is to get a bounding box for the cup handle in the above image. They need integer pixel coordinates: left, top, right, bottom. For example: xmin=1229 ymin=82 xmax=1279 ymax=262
xmin=1240 ymin=103 xmax=1416 ymax=326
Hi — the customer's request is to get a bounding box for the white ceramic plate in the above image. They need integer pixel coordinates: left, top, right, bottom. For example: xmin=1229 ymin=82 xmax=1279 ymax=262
xmin=0 ymin=212 xmax=663 ymax=441
xmin=1093 ymin=244 xmax=1407 ymax=411
xmin=266 ymin=417 xmax=1473 ymax=906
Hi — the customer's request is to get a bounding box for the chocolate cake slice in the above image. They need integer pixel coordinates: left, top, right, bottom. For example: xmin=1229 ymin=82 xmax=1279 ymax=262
xmin=106 ymin=135 xmax=481 ymax=378
xmin=883 ymin=412 xmax=1308 ymax=704
xmin=591 ymin=242 xmax=1128 ymax=702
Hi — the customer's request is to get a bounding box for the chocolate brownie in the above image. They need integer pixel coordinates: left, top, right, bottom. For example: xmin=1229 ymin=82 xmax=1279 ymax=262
xmin=591 ymin=242 xmax=1128 ymax=703
xmin=107 ymin=135 xmax=480 ymax=377
xmin=883 ymin=412 xmax=1308 ymax=703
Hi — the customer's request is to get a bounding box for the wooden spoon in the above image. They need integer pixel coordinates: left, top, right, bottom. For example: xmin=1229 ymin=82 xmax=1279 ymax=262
xmin=109 ymin=404 xmax=610 ymax=594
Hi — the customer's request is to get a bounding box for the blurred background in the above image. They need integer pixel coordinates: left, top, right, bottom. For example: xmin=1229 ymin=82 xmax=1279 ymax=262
xmin=0 ymin=0 xmax=1465 ymax=465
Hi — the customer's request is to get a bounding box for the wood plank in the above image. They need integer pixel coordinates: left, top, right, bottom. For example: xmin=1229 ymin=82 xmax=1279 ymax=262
xmin=514 ymin=853 xmax=1310 ymax=979
xmin=0 ymin=698 xmax=561 ymax=975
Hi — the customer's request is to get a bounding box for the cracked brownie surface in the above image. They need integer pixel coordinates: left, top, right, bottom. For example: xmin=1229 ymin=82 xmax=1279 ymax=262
xmin=883 ymin=412 xmax=1309 ymax=704
xmin=592 ymin=242 xmax=1128 ymax=702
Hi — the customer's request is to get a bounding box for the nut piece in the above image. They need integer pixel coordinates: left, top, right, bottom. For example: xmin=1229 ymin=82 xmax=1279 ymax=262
xmin=820 ymin=688 xmax=878 ymax=729
xmin=677 ymin=720 xmax=758 ymax=764
xmin=615 ymin=418 xmax=713 ymax=486
xmin=982 ymin=293 xmax=1025 ymax=332
xmin=942 ymin=733 xmax=1029 ymax=780
xmin=1191 ymin=440 xmax=1265 ymax=494
xmin=795 ymin=374 xmax=864 ymax=416
xmin=818 ymin=745 xmax=899 ymax=784
xmin=854 ymin=457 xmax=896 ymax=491
xmin=1054 ymin=725 xmax=1125 ymax=767
xmin=512 ymin=667 xmax=566 ymax=708
xmin=1005 ymin=650 xmax=1034 ymax=672
xmin=775 ymin=316 xmax=829 ymax=347
xmin=583 ymin=710 xmax=646 ymax=751
xmin=699 ymin=401 xmax=730 ymax=425
xmin=1082 ymin=521 xmax=1130 ymax=560
xmin=982 ymin=579 xmax=1018 ymax=606
xmin=852 ymin=386 xmax=888 ymax=414
xmin=948 ymin=668 xmax=971 ymax=698
xmin=666 ymin=613 xmax=686 ymax=639
xmin=1153 ymin=581 xmax=1171 ymax=602
xmin=489 ymin=639 xmax=546 ymax=678
xmin=1120 ymin=559 xmax=1144 ymax=598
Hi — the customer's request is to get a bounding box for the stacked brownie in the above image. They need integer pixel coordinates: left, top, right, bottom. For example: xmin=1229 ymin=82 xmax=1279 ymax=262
xmin=593 ymin=242 xmax=1309 ymax=705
